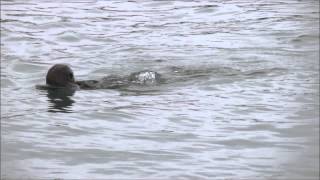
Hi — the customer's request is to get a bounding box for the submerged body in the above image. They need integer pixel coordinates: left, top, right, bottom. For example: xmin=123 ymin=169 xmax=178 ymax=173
xmin=77 ymin=71 xmax=162 ymax=90
xmin=37 ymin=64 xmax=163 ymax=91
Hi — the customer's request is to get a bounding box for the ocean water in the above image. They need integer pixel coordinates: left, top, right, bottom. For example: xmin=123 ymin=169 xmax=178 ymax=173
xmin=1 ymin=0 xmax=319 ymax=179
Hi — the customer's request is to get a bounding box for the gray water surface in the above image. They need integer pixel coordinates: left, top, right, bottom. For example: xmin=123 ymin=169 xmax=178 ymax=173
xmin=1 ymin=0 xmax=319 ymax=179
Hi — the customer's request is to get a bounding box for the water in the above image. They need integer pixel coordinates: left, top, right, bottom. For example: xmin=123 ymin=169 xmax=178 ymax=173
xmin=1 ymin=0 xmax=319 ymax=179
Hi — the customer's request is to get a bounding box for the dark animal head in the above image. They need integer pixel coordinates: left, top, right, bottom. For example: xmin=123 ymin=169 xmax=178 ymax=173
xmin=46 ymin=64 xmax=76 ymax=87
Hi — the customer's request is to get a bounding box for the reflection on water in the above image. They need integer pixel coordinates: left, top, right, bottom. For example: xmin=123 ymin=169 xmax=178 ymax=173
xmin=46 ymin=89 xmax=75 ymax=113
xmin=1 ymin=0 xmax=319 ymax=179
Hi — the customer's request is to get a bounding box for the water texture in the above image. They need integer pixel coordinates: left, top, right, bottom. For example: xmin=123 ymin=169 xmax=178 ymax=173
xmin=1 ymin=0 xmax=319 ymax=179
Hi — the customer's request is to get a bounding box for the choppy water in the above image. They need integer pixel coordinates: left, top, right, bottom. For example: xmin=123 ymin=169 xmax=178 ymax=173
xmin=1 ymin=0 xmax=319 ymax=179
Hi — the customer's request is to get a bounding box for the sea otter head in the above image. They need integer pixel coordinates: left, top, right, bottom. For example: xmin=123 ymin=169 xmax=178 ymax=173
xmin=46 ymin=64 xmax=77 ymax=88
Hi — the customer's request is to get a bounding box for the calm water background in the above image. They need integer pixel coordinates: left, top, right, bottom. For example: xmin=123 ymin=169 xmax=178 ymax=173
xmin=1 ymin=0 xmax=319 ymax=179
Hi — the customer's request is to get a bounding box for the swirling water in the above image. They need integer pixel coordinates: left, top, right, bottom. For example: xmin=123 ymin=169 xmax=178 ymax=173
xmin=1 ymin=0 xmax=319 ymax=179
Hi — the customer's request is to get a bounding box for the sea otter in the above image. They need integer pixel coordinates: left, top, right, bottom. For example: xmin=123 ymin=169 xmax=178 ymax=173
xmin=37 ymin=64 xmax=163 ymax=90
